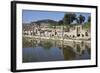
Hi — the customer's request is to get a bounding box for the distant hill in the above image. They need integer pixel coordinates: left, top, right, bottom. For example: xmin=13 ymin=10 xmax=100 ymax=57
xmin=31 ymin=19 xmax=57 ymax=25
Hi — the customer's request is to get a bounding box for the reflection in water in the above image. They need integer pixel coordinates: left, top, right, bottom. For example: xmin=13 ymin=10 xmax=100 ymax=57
xmin=22 ymin=38 xmax=91 ymax=63
xmin=63 ymin=46 xmax=76 ymax=60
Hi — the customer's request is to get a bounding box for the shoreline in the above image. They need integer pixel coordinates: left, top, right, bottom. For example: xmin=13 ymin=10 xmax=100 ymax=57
xmin=23 ymin=35 xmax=91 ymax=43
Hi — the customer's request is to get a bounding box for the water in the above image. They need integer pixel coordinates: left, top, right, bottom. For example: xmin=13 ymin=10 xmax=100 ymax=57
xmin=22 ymin=38 xmax=91 ymax=63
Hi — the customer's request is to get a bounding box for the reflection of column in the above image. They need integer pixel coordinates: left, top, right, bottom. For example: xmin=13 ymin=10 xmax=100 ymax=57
xmin=85 ymin=43 xmax=91 ymax=55
xmin=74 ymin=42 xmax=85 ymax=55
xmin=61 ymin=40 xmax=63 ymax=49
xmin=62 ymin=45 xmax=76 ymax=60
xmin=54 ymin=40 xmax=57 ymax=47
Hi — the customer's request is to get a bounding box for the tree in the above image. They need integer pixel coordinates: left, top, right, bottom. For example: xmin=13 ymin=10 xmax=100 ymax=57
xmin=76 ymin=18 xmax=80 ymax=24
xmin=78 ymin=15 xmax=85 ymax=24
xmin=82 ymin=16 xmax=91 ymax=29
xmin=58 ymin=20 xmax=63 ymax=25
xmin=63 ymin=13 xmax=76 ymax=25
xmin=88 ymin=16 xmax=91 ymax=22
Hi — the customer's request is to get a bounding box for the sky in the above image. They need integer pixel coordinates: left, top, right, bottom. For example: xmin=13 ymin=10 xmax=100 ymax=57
xmin=22 ymin=10 xmax=91 ymax=23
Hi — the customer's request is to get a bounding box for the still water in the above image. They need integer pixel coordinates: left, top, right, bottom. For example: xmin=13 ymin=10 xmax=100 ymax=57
xmin=22 ymin=38 xmax=91 ymax=63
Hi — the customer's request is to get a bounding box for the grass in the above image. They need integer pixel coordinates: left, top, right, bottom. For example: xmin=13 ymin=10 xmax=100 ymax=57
xmin=83 ymin=22 xmax=91 ymax=29
xmin=41 ymin=40 xmax=53 ymax=49
xmin=22 ymin=37 xmax=36 ymax=48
